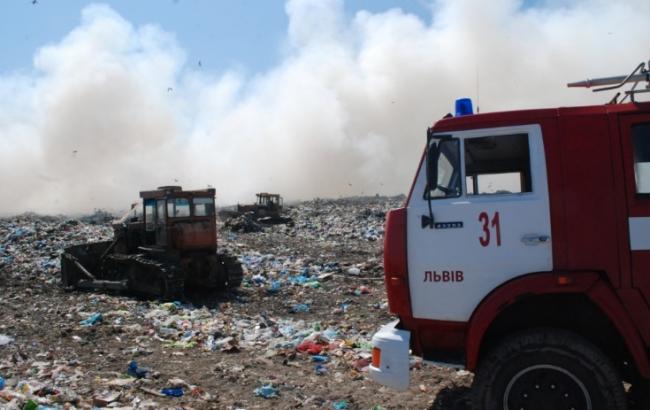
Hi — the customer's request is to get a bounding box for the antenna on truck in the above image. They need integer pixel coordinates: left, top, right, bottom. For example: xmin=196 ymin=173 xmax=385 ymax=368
xmin=567 ymin=59 xmax=650 ymax=104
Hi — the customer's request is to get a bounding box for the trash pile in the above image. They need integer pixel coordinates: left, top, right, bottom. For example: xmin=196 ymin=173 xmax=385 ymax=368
xmin=0 ymin=215 xmax=112 ymax=286
xmin=223 ymin=213 xmax=263 ymax=233
xmin=0 ymin=195 xmax=473 ymax=409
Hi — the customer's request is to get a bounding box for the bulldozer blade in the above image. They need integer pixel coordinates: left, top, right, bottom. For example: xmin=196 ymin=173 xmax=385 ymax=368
xmin=71 ymin=257 xmax=97 ymax=280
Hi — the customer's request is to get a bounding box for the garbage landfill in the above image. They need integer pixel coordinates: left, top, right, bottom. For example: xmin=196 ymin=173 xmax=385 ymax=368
xmin=0 ymin=196 xmax=474 ymax=409
xmin=225 ymin=213 xmax=263 ymax=233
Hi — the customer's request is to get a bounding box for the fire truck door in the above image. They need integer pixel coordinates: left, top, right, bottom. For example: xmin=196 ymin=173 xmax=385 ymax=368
xmin=620 ymin=114 xmax=650 ymax=303
xmin=407 ymin=124 xmax=553 ymax=322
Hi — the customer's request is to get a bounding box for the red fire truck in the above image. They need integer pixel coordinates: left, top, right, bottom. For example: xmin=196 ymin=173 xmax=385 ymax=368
xmin=369 ymin=60 xmax=650 ymax=409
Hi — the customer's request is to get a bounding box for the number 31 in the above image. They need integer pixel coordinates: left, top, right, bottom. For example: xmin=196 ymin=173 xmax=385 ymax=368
xmin=479 ymin=211 xmax=501 ymax=247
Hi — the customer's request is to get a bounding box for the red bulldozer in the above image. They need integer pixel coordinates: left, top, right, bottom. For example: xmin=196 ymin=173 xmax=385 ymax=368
xmin=61 ymin=186 xmax=242 ymax=299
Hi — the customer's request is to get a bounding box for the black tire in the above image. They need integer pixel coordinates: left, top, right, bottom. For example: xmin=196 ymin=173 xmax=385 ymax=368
xmin=629 ymin=377 xmax=650 ymax=409
xmin=472 ymin=328 xmax=627 ymax=410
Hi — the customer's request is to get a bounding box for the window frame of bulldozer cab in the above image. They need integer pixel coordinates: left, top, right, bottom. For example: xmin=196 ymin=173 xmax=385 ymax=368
xmin=163 ymin=195 xmax=215 ymax=221
xmin=255 ymin=193 xmax=282 ymax=208
xmin=139 ymin=188 xmax=216 ymax=223
xmin=143 ymin=199 xmax=156 ymax=232
xmin=192 ymin=197 xmax=215 ymax=217
xmin=167 ymin=197 xmax=191 ymax=218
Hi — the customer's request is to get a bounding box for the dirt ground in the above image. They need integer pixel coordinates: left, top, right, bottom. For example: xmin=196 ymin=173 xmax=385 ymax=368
xmin=0 ymin=196 xmax=473 ymax=409
xmin=2 ymin=195 xmax=646 ymax=410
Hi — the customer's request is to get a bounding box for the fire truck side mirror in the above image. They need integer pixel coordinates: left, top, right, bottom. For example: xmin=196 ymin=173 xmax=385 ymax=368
xmin=422 ymin=130 xmax=438 ymax=230
xmin=426 ymin=141 xmax=439 ymax=194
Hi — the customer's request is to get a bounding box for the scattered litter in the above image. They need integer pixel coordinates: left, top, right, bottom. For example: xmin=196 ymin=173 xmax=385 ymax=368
xmin=354 ymin=357 xmax=371 ymax=372
xmin=0 ymin=195 xmax=429 ymax=409
xmin=267 ymin=280 xmax=281 ymax=294
xmin=127 ymin=361 xmax=152 ymax=379
xmin=23 ymin=400 xmax=38 ymax=410
xmin=79 ymin=312 xmax=102 ymax=326
xmin=254 ymin=384 xmax=279 ymax=399
xmin=161 ymin=387 xmax=184 ymax=397
xmin=92 ymin=391 xmax=121 ymax=407
xmin=347 ymin=267 xmax=361 ymax=275
xmin=290 ymin=303 xmax=310 ymax=313
xmin=297 ymin=340 xmax=323 ymax=355
xmin=139 ymin=386 xmax=166 ymax=397
xmin=333 ymin=400 xmax=349 ymax=409
xmin=225 ymin=214 xmax=263 ymax=233
xmin=167 ymin=378 xmax=189 ymax=388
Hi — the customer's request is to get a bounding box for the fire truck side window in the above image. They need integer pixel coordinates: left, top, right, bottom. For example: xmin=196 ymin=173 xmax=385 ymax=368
xmin=425 ymin=139 xmax=461 ymax=199
xmin=632 ymin=123 xmax=650 ymax=194
xmin=464 ymin=133 xmax=532 ymax=195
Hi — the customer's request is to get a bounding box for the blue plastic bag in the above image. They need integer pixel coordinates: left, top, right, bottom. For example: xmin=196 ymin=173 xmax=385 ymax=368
xmin=79 ymin=312 xmax=102 ymax=326
xmin=267 ymin=281 xmax=281 ymax=294
xmin=254 ymin=384 xmax=279 ymax=398
xmin=332 ymin=401 xmax=349 ymax=410
xmin=290 ymin=303 xmax=310 ymax=313
xmin=161 ymin=387 xmax=184 ymax=397
xmin=127 ymin=361 xmax=151 ymax=378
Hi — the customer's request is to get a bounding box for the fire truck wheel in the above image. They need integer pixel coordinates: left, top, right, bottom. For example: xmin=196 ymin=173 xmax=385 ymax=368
xmin=472 ymin=328 xmax=627 ymax=410
xmin=629 ymin=377 xmax=650 ymax=409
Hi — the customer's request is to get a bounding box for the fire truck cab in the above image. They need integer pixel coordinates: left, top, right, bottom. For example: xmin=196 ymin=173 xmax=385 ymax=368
xmin=370 ymin=62 xmax=650 ymax=409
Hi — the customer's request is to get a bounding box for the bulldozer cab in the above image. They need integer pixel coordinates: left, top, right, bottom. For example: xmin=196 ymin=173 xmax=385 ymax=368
xmin=138 ymin=186 xmax=217 ymax=252
xmin=256 ymin=193 xmax=283 ymax=211
xmin=62 ymin=185 xmax=242 ymax=297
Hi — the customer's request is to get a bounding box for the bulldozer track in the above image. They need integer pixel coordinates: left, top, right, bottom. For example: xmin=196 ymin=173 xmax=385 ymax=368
xmin=222 ymin=255 xmax=243 ymax=288
xmin=107 ymin=253 xmax=185 ymax=299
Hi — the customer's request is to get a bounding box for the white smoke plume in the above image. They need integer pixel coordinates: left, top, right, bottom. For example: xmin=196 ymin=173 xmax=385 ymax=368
xmin=0 ymin=0 xmax=648 ymax=214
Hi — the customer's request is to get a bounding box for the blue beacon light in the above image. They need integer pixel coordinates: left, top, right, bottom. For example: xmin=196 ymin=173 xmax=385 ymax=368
xmin=455 ymin=98 xmax=474 ymax=116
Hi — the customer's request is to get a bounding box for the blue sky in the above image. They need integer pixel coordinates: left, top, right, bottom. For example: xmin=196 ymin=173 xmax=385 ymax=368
xmin=2 ymin=0 xmax=643 ymax=214
xmin=0 ymin=0 xmax=435 ymax=75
